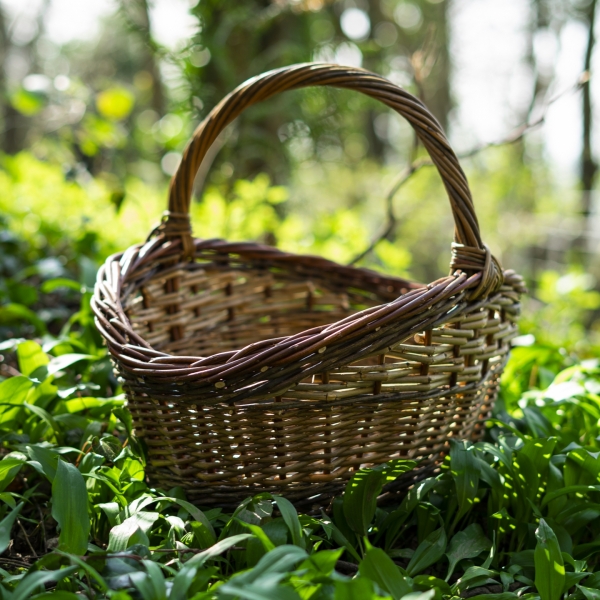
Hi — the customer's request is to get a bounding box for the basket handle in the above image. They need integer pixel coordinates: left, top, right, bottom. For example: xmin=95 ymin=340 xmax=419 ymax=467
xmin=158 ymin=63 xmax=503 ymax=298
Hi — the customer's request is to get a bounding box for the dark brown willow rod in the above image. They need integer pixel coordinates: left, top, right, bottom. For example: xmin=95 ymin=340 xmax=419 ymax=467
xmin=164 ymin=63 xmax=484 ymax=254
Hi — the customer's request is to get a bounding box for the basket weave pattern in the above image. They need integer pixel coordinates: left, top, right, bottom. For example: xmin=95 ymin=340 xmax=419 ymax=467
xmin=92 ymin=64 xmax=526 ymax=506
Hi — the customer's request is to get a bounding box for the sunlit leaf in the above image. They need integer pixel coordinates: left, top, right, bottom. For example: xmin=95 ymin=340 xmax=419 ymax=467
xmin=535 ymin=519 xmax=565 ymax=600
xmin=52 ymin=459 xmax=90 ymax=555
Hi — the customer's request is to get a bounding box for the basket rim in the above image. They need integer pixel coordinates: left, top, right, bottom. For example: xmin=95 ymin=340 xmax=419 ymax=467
xmin=92 ymin=235 xmax=526 ymax=389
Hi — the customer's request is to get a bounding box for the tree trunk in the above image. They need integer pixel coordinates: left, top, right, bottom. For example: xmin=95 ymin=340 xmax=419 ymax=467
xmin=582 ymin=0 xmax=598 ymax=217
xmin=120 ymin=0 xmax=166 ymax=116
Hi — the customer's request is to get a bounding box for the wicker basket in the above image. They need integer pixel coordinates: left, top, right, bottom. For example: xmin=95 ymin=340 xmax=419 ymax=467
xmin=92 ymin=63 xmax=525 ymax=507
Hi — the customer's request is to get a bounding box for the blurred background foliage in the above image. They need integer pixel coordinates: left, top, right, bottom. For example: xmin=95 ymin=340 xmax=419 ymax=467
xmin=1 ymin=0 xmax=600 ymax=358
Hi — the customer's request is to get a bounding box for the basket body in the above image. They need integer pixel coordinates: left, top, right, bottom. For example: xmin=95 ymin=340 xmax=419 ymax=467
xmin=92 ymin=64 xmax=526 ymax=507
xmin=95 ymin=240 xmax=523 ymax=506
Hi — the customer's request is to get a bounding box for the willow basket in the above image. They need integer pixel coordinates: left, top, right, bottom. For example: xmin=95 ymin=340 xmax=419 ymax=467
xmin=92 ymin=63 xmax=526 ymax=507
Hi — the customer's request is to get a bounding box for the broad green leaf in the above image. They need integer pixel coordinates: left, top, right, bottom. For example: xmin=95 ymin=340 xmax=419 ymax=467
xmin=0 ymin=457 xmax=25 ymax=492
xmin=27 ymin=445 xmax=59 ymax=481
xmin=413 ymin=575 xmax=452 ymax=595
xmin=17 ymin=340 xmax=49 ymax=376
xmin=0 ymin=502 xmax=23 ymax=553
xmin=52 ymin=459 xmax=90 ymax=555
xmin=47 ymin=353 xmax=96 ymax=376
xmin=237 ymin=520 xmax=276 ymax=552
xmin=381 ymin=478 xmax=438 ymax=548
xmin=130 ymin=559 xmax=167 ymax=600
xmin=0 ymin=376 xmax=33 ymax=426
xmin=218 ymin=581 xmax=301 ymax=600
xmin=446 ymin=523 xmax=492 ymax=580
xmin=0 ymin=492 xmax=17 ymax=508
xmin=578 ymin=585 xmax=600 ymax=600
xmin=334 ymin=577 xmax=381 ymax=599
xmin=535 ymin=519 xmax=565 ymax=600
xmin=191 ymin=520 xmax=218 ymax=549
xmin=565 ymin=447 xmax=600 ymax=487
xmin=301 ymin=548 xmax=344 ymax=575
xmin=452 ymin=566 xmax=498 ymax=594
xmin=396 ymin=590 xmax=435 ymax=600
xmin=449 ymin=440 xmax=480 ymax=523
xmin=31 ymin=592 xmax=81 ymax=600
xmin=343 ymin=460 xmax=416 ymax=536
xmin=107 ymin=512 xmax=160 ymax=552
xmin=11 ymin=566 xmax=78 ymax=600
xmin=542 ymin=485 xmax=600 ymax=507
xmin=186 ymin=533 xmax=254 ymax=567
xmin=55 ymin=550 xmax=109 ymax=593
xmin=359 ymin=546 xmax=412 ymax=599
xmin=230 ymin=544 xmax=308 ymax=585
xmin=170 ymin=564 xmax=198 ymax=600
xmin=406 ymin=526 xmax=447 ymax=576
xmin=23 ymin=402 xmax=61 ymax=440
xmin=273 ymin=495 xmax=304 ymax=548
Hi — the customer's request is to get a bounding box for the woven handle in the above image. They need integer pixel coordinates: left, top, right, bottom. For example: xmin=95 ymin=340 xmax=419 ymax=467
xmin=159 ymin=63 xmax=502 ymax=297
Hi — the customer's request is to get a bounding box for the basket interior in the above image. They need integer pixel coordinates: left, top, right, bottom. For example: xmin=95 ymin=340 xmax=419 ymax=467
xmin=124 ymin=254 xmax=418 ymax=358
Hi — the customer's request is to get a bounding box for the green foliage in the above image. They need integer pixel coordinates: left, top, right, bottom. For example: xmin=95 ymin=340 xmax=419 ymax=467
xmin=2 ymin=325 xmax=600 ymax=598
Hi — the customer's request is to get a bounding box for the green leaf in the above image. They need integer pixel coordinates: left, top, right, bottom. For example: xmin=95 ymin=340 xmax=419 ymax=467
xmin=534 ymin=519 xmax=565 ymax=600
xmin=343 ymin=459 xmax=416 ymax=536
xmin=445 ymin=523 xmax=492 ymax=580
xmin=227 ymin=544 xmax=308 ymax=585
xmin=273 ymin=495 xmax=305 ymax=548
xmin=578 ymin=585 xmax=600 ymax=600
xmin=452 ymin=566 xmax=498 ymax=594
xmin=237 ymin=520 xmax=276 ymax=552
xmin=17 ymin=340 xmax=49 ymax=376
xmin=301 ymin=548 xmax=344 ymax=575
xmin=0 ymin=457 xmax=25 ymax=492
xmin=0 ymin=492 xmax=17 ymax=508
xmin=186 ymin=533 xmax=254 ymax=567
xmin=132 ymin=559 xmax=168 ymax=600
xmin=395 ymin=590 xmax=436 ymax=600
xmin=406 ymin=526 xmax=447 ymax=576
xmin=23 ymin=402 xmax=61 ymax=440
xmin=0 ymin=502 xmax=23 ymax=554
xmin=359 ymin=546 xmax=412 ymax=599
xmin=51 ymin=459 xmax=90 ymax=555
xmin=107 ymin=512 xmax=159 ymax=552
xmin=47 ymin=353 xmax=97 ymax=376
xmin=27 ymin=445 xmax=59 ymax=482
xmin=541 ymin=484 xmax=600 ymax=507
xmin=449 ymin=440 xmax=480 ymax=524
xmin=413 ymin=575 xmax=452 ymax=595
xmin=334 ymin=577 xmax=382 ymax=599
xmin=31 ymin=592 xmax=81 ymax=600
xmin=0 ymin=376 xmax=34 ymax=427
xmin=170 ymin=564 xmax=198 ymax=600
xmin=11 ymin=567 xmax=78 ymax=600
